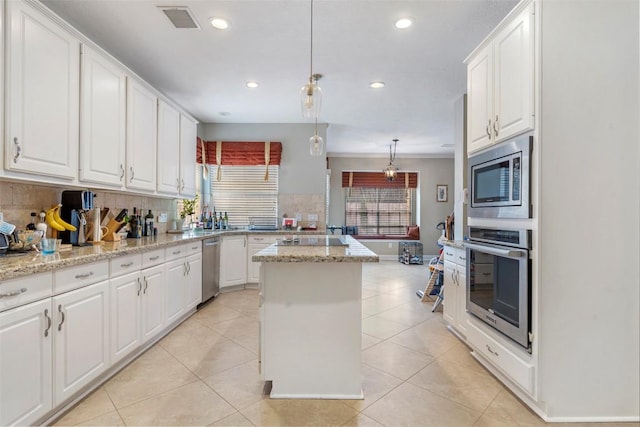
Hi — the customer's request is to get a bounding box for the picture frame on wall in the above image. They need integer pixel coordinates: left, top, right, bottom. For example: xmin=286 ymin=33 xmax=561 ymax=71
xmin=437 ymin=184 xmax=448 ymax=202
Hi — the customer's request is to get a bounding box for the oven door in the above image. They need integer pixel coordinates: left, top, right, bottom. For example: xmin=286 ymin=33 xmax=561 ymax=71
xmin=465 ymin=241 xmax=530 ymax=348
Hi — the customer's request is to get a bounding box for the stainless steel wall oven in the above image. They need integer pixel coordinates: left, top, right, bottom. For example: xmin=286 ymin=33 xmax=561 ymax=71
xmin=465 ymin=227 xmax=531 ymax=349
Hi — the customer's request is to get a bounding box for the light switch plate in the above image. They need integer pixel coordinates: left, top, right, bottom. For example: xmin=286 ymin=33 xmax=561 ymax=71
xmin=158 ymin=212 xmax=168 ymax=223
xmin=295 ymin=213 xmax=302 ymax=221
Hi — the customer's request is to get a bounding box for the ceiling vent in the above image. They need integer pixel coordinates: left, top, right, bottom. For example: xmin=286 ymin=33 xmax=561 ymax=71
xmin=159 ymin=7 xmax=200 ymax=29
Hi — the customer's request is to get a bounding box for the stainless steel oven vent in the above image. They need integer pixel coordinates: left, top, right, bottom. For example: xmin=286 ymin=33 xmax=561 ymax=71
xmin=159 ymin=7 xmax=200 ymax=29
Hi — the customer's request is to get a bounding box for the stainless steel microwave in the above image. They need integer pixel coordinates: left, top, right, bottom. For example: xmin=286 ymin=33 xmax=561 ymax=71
xmin=468 ymin=134 xmax=532 ymax=219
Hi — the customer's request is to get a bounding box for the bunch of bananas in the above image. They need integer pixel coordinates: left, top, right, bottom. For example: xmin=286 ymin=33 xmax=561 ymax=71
xmin=45 ymin=204 xmax=77 ymax=232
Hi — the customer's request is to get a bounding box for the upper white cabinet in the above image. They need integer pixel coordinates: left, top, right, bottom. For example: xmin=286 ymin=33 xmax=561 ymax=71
xmin=157 ymin=100 xmax=181 ymax=195
xmin=79 ymin=44 xmax=127 ymax=187
xmin=466 ymin=3 xmax=534 ymax=155
xmin=126 ymin=78 xmax=157 ymax=192
xmin=5 ymin=0 xmax=79 ymax=178
xmin=179 ymin=114 xmax=198 ymax=198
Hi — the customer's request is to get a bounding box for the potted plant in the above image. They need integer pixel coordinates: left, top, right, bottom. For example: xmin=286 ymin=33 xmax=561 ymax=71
xmin=177 ymin=195 xmax=198 ymax=229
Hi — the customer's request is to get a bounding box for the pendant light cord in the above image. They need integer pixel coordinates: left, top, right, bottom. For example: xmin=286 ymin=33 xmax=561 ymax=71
xmin=310 ymin=0 xmax=314 ymax=83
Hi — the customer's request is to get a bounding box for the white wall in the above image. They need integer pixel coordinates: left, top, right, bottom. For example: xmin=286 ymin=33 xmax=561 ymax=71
xmin=453 ymin=95 xmax=467 ymax=240
xmin=538 ymin=0 xmax=639 ymax=419
xmin=201 ymin=123 xmax=327 ymax=195
xmin=327 ymin=156 xmax=454 ymax=255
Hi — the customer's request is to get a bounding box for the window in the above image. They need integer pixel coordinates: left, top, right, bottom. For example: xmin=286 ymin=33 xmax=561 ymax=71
xmin=209 ymin=165 xmax=278 ymax=227
xmin=345 ymin=187 xmax=415 ymax=236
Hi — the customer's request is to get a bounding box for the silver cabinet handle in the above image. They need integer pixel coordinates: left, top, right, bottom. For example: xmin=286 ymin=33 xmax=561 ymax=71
xmin=187 ymin=261 xmax=191 ymax=275
xmin=183 ymin=262 xmax=187 ymax=276
xmin=74 ymin=272 xmax=94 ymax=279
xmin=176 ymin=178 xmax=180 ymax=192
xmin=149 ymin=255 xmax=160 ymax=261
xmin=13 ymin=137 xmax=21 ymax=163
xmin=143 ymin=277 xmax=148 ymax=294
xmin=486 ymin=344 xmax=499 ymax=357
xmin=172 ymin=250 xmax=181 ymax=255
xmin=137 ymin=277 xmax=142 ymax=296
xmin=0 ymin=287 xmax=27 ymax=298
xmin=44 ymin=308 xmax=52 ymax=337
xmin=57 ymin=304 xmax=65 ymax=332
xmin=191 ymin=246 xmax=199 ymax=250
xmin=181 ymin=178 xmax=185 ymax=192
xmin=121 ymin=261 xmax=134 ymax=268
xmin=485 ymin=119 xmax=492 ymax=138
xmin=119 ymin=164 xmax=125 ymax=181
xmin=129 ymin=166 xmax=134 ymax=182
xmin=493 ymin=115 xmax=499 ymax=138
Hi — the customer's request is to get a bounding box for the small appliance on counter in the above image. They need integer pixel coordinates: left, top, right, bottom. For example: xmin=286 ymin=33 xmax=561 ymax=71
xmin=60 ymin=190 xmax=95 ymax=246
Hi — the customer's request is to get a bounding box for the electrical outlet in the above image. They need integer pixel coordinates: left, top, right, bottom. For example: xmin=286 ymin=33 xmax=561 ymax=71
xmin=158 ymin=212 xmax=168 ymax=223
xmin=0 ymin=212 xmax=3 ymax=222
xmin=295 ymin=213 xmax=302 ymax=221
xmin=388 ymin=243 xmax=392 ymax=248
xmin=308 ymin=214 xmax=318 ymax=221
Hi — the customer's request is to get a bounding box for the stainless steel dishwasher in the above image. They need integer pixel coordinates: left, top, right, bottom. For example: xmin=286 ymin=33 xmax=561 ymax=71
xmin=201 ymin=237 xmax=220 ymax=304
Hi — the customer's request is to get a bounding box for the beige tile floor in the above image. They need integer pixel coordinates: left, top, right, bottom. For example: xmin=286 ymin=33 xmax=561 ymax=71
xmin=53 ymin=261 xmax=638 ymax=427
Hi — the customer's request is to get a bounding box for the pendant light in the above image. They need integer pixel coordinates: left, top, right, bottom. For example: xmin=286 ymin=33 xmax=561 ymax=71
xmin=309 ymin=117 xmax=324 ymax=156
xmin=300 ymin=0 xmax=322 ymax=118
xmin=383 ymin=139 xmax=399 ymax=181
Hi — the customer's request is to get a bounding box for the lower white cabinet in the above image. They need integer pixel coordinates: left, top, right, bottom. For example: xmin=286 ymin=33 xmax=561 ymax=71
xmin=53 ymin=280 xmax=109 ymax=405
xmin=140 ymin=264 xmax=165 ymax=343
xmin=110 ymin=271 xmax=141 ymax=364
xmin=443 ymin=247 xmax=468 ymax=338
xmin=221 ymin=235 xmax=247 ymax=288
xmin=164 ymin=258 xmax=186 ymax=325
xmin=164 ymin=243 xmax=201 ymax=323
xmin=247 ymin=235 xmax=277 ymax=284
xmin=0 ymin=298 xmax=53 ymax=426
xmin=185 ymin=253 xmax=202 ymax=310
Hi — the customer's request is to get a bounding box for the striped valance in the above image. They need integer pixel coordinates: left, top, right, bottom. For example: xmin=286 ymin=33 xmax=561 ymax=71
xmin=196 ymin=139 xmax=282 ymax=166
xmin=341 ymin=171 xmax=418 ymax=189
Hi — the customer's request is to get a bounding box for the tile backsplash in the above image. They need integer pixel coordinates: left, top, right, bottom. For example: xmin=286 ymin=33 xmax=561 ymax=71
xmin=278 ymin=193 xmax=326 ymax=230
xmin=0 ymin=181 xmax=178 ymax=235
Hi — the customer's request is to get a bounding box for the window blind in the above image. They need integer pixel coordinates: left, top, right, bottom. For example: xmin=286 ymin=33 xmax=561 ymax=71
xmin=345 ymin=187 xmax=415 ymax=236
xmin=209 ymin=165 xmax=278 ymax=227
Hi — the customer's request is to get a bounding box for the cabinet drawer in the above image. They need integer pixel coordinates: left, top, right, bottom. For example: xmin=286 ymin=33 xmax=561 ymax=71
xmin=185 ymin=241 xmax=202 ymax=255
xmin=466 ymin=321 xmax=534 ymax=394
xmin=142 ymin=249 xmax=165 ymax=268
xmin=455 ymin=248 xmax=467 ymax=264
xmin=248 ymin=235 xmax=277 ymax=244
xmin=54 ymin=261 xmax=109 ymax=294
xmin=110 ymin=254 xmax=142 ymax=277
xmin=443 ymin=247 xmax=456 ymax=260
xmin=0 ymin=273 xmax=53 ymax=312
xmin=472 ymin=264 xmax=494 ymax=284
xmin=165 ymin=244 xmax=188 ymax=261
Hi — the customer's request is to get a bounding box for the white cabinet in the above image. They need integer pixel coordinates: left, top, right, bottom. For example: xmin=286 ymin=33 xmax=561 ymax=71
xmin=466 ymin=3 xmax=534 ymax=155
xmin=0 ymin=299 xmax=53 ymax=427
xmin=109 ymin=271 xmax=141 ymax=364
xmin=79 ymin=44 xmax=127 ymax=187
xmin=140 ymin=264 xmax=165 ymax=343
xmin=179 ymin=114 xmax=198 ymax=198
xmin=164 ymin=243 xmax=201 ymax=323
xmin=221 ymin=235 xmax=247 ymax=288
xmin=185 ymin=253 xmax=202 ymax=310
xmin=5 ymin=0 xmax=79 ymax=178
xmin=126 ymin=78 xmax=157 ymax=192
xmin=247 ymin=235 xmax=277 ymax=284
xmin=157 ymin=104 xmax=198 ymax=197
xmin=442 ymin=247 xmax=468 ymax=338
xmin=164 ymin=257 xmax=186 ymax=325
xmin=53 ymin=280 xmax=109 ymax=405
xmin=157 ymin=100 xmax=181 ymax=195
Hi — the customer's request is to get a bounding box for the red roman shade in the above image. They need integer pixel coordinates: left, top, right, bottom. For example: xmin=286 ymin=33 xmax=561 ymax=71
xmin=342 ymin=171 xmax=418 ymax=189
xmin=196 ymin=139 xmax=282 ymax=166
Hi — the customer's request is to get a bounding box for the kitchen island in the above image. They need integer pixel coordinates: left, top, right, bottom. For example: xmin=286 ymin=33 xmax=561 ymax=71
xmin=253 ymin=235 xmax=378 ymax=399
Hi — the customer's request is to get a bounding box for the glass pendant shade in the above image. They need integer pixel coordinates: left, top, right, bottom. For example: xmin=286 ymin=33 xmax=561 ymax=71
xmin=309 ymin=133 xmax=324 ymax=156
xmin=383 ymin=164 xmax=398 ymax=181
xmin=300 ymin=81 xmax=323 ymax=118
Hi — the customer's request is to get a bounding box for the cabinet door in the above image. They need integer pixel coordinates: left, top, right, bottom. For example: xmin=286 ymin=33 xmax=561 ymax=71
xmin=442 ymin=261 xmax=457 ymax=326
xmin=6 ymin=0 xmax=79 ymax=178
xmin=185 ymin=253 xmax=202 ymax=310
xmin=220 ymin=236 xmax=247 ymax=288
xmin=141 ymin=264 xmax=165 ymax=343
xmin=126 ymin=78 xmax=157 ymax=192
xmin=157 ymin=100 xmax=181 ymax=195
xmin=164 ymin=258 xmax=186 ymax=324
xmin=455 ymin=268 xmax=468 ymax=337
xmin=0 ymin=299 xmax=52 ymax=427
xmin=109 ymin=272 xmax=140 ymax=364
xmin=79 ymin=44 xmax=126 ymax=186
xmin=179 ymin=114 xmax=198 ymax=198
xmin=248 ymin=243 xmax=269 ymax=283
xmin=53 ymin=281 xmax=109 ymax=405
xmin=493 ymin=3 xmax=534 ymax=143
xmin=467 ymin=45 xmax=493 ymax=155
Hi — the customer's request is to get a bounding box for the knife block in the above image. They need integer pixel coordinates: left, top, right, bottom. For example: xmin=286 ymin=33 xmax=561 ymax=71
xmin=102 ymin=218 xmax=124 ymax=242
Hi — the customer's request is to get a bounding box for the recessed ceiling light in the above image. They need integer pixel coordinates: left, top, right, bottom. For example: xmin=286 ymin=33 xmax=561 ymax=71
xmin=369 ymin=81 xmax=385 ymax=89
xmin=210 ymin=17 xmax=229 ymax=30
xmin=395 ymin=17 xmax=413 ymax=29
xmin=246 ymin=81 xmax=259 ymax=89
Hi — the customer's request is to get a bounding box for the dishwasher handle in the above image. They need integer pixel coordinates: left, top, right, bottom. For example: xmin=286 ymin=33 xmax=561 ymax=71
xmin=204 ymin=240 xmax=219 ymax=247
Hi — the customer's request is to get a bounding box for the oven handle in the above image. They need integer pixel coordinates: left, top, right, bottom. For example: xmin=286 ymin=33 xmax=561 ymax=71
xmin=465 ymin=242 xmax=526 ymax=258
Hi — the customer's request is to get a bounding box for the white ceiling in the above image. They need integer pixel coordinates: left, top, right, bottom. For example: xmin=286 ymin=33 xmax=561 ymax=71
xmin=41 ymin=0 xmax=517 ymax=156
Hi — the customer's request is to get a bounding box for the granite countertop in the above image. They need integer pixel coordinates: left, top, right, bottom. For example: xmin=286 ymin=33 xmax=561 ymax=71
xmin=252 ymin=235 xmax=379 ymax=263
xmin=0 ymin=229 xmax=325 ymax=281
xmin=442 ymin=240 xmax=466 ymax=249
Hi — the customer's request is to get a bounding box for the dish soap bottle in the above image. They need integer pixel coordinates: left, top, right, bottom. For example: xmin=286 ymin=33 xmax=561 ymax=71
xmin=36 ymin=211 xmax=48 ymax=236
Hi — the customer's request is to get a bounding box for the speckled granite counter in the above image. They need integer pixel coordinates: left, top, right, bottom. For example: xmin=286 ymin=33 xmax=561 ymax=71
xmin=0 ymin=229 xmax=323 ymax=281
xmin=252 ymin=235 xmax=379 ymax=263
xmin=442 ymin=239 xmax=466 ymax=250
